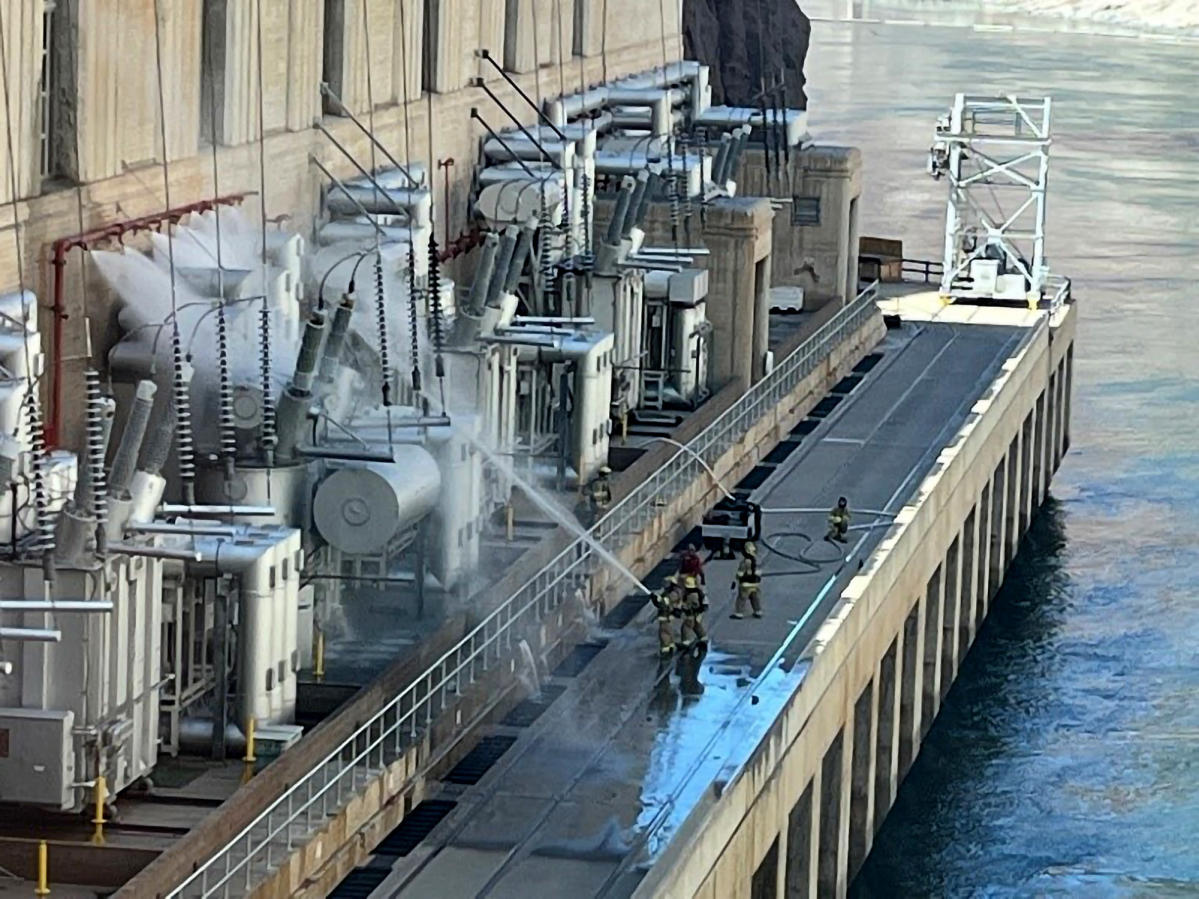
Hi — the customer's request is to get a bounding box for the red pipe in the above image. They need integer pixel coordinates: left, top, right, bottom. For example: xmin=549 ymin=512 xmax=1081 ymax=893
xmin=45 ymin=193 xmax=247 ymax=447
xmin=437 ymin=227 xmax=485 ymax=263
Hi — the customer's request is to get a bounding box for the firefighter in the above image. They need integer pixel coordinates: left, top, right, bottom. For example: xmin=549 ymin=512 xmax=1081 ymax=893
xmin=678 ymin=574 xmax=708 ymax=650
xmin=678 ymin=543 xmax=705 ymax=584
xmin=652 ymin=576 xmax=681 ymax=657
xmin=731 ymin=541 xmax=763 ymax=619
xmin=826 ymin=496 xmax=851 ymax=543
xmin=589 ymin=465 xmax=613 ymax=518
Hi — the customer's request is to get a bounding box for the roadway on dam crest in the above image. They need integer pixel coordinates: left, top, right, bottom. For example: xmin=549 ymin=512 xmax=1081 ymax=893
xmin=359 ymin=319 xmax=1029 ymax=899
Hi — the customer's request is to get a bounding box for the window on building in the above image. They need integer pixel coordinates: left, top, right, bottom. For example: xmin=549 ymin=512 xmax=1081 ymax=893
xmin=421 ymin=0 xmax=434 ymax=94
xmin=792 ymin=195 xmax=821 ymax=226
xmin=38 ymin=1 xmax=54 ymax=178
xmin=37 ymin=0 xmax=72 ymax=186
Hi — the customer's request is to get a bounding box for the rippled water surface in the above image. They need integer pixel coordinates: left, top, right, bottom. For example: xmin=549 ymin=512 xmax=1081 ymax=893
xmin=795 ymin=2 xmax=1199 ymax=894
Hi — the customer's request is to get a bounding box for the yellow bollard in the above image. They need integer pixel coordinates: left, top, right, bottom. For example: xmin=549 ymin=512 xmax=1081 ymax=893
xmin=34 ymin=839 xmax=49 ymax=896
xmin=620 ymin=412 xmax=628 ymax=444
xmin=505 ymin=503 xmax=515 ymax=542
xmin=242 ymin=716 xmax=257 ymax=784
xmin=90 ymin=776 xmax=107 ymax=846
xmin=313 ymin=628 xmax=325 ymax=681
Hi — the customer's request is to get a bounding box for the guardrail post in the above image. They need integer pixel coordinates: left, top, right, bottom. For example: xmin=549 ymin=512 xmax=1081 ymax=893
xmin=286 ymin=792 xmax=294 ymax=850
xmin=265 ymin=810 xmax=274 ymax=870
xmin=306 ymin=778 xmax=314 ymax=831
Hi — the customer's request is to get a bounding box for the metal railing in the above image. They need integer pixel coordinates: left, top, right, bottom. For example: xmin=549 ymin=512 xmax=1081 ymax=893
xmin=166 ymin=291 xmax=881 ymax=899
xmin=858 ymin=255 xmax=944 ymax=286
xmin=1045 ymin=272 xmax=1072 ymax=312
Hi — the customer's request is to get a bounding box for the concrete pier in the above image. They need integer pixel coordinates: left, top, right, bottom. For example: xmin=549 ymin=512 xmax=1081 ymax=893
xmin=643 ymin=298 xmax=1076 ymax=899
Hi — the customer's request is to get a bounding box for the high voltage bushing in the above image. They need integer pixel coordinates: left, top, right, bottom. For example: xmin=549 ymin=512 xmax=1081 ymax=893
xmin=216 ymin=302 xmax=237 ymax=472
xmin=607 ymin=175 xmax=637 ymax=246
xmin=84 ymin=371 xmax=115 ymax=553
xmin=171 ymin=325 xmax=197 ymax=503
xmin=319 ymin=293 xmax=355 ymax=383
xmin=373 ymin=253 xmax=392 ymax=406
xmin=275 ymin=309 xmax=328 ymax=461
xmin=487 ymin=226 xmax=521 ymax=311
xmin=109 ymin=380 xmax=157 ymax=499
xmin=56 ymin=373 xmax=115 ymax=562
xmin=466 ymin=233 xmax=501 ymax=317
xmin=406 ymin=241 xmax=422 ymax=395
xmin=427 ymin=236 xmax=446 ymax=378
xmin=579 ymin=171 xmax=593 ymax=257
xmin=623 ymin=170 xmax=651 ymax=240
xmin=25 ymin=393 xmax=55 ymax=581
xmin=258 ymin=303 xmax=276 ymax=463
xmin=504 ymin=221 xmax=536 ymax=295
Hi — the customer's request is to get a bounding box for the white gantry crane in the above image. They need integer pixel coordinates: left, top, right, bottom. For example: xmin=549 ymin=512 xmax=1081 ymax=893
xmin=928 ymin=94 xmax=1067 ymax=309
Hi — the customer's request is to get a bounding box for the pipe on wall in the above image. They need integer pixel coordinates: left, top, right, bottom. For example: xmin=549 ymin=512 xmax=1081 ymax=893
xmin=0 ymin=627 xmax=62 ymax=642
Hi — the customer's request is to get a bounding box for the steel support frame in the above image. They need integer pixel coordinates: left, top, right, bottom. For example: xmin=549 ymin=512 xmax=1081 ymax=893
xmin=936 ymin=94 xmax=1052 ymax=303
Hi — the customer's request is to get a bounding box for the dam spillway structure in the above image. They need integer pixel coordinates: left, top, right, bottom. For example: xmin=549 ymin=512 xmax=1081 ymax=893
xmin=0 ymin=2 xmax=1073 ymax=895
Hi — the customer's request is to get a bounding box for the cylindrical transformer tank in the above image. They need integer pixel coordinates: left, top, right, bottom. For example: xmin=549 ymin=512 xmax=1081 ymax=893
xmin=313 ymin=447 xmax=441 ymax=555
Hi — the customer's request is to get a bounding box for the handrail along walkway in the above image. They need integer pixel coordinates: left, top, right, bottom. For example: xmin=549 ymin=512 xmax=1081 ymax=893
xmin=165 ymin=289 xmax=881 ymax=898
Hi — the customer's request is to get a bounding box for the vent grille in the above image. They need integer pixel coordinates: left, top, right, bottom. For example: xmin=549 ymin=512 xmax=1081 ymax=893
xmin=791 ymin=195 xmax=821 ymax=226
xmin=832 ymin=373 xmax=864 ymax=395
xmin=603 ymin=595 xmax=650 ymax=630
xmin=764 ymin=440 xmax=802 ymax=465
xmin=502 ymin=684 xmax=567 ymax=727
xmin=809 ymin=394 xmax=845 ymax=418
xmin=737 ymin=465 xmax=774 ymax=490
xmin=443 ymin=736 xmax=518 ymax=786
xmin=552 ymin=641 xmax=607 ymax=678
xmin=329 ymin=866 xmax=390 ymax=898
xmin=374 ymin=799 xmax=457 ymax=857
xmin=854 ymin=352 xmax=883 ymax=373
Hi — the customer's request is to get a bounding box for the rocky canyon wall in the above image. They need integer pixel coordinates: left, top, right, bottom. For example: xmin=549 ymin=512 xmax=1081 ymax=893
xmin=682 ymin=0 xmax=811 ymax=109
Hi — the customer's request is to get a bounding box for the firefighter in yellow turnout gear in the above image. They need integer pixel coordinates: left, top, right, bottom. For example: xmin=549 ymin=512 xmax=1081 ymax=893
xmin=678 ymin=575 xmax=708 ymax=650
xmin=826 ymin=496 xmax=851 ymax=543
xmin=589 ymin=466 xmax=613 ymax=516
xmin=652 ymin=576 xmax=681 ymax=657
xmin=731 ymin=542 xmax=763 ymax=619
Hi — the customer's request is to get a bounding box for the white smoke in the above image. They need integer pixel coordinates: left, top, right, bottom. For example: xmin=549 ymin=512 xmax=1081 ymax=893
xmin=93 ymin=207 xmax=302 ymax=453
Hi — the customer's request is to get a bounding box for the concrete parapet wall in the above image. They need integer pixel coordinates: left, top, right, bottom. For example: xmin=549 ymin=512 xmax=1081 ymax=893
xmin=636 ymin=304 xmax=1077 ymax=899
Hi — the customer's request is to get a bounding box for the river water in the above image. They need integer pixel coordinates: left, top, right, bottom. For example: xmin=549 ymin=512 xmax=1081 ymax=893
xmin=793 ymin=2 xmax=1199 ymax=895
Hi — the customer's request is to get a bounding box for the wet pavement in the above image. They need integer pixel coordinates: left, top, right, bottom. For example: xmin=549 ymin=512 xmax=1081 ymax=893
xmin=352 ymin=320 xmax=1027 ymax=898
xmin=794 ymin=2 xmax=1199 ymax=895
